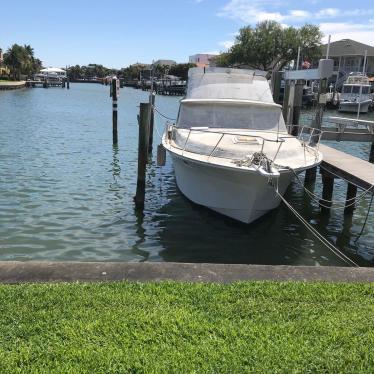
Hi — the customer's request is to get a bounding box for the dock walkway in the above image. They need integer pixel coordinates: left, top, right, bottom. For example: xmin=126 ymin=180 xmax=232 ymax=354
xmin=319 ymin=144 xmax=374 ymax=191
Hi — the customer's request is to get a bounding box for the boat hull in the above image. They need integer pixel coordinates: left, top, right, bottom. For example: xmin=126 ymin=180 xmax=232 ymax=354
xmin=338 ymin=100 xmax=371 ymax=113
xmin=170 ymin=153 xmax=293 ymax=223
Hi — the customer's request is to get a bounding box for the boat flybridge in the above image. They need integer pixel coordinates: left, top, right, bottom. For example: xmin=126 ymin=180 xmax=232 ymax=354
xmin=162 ymin=67 xmax=322 ymax=223
xmin=339 ymin=73 xmax=373 ymax=113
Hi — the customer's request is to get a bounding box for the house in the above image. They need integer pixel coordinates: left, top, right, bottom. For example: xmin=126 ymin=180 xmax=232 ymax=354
xmin=322 ymin=39 xmax=374 ymax=77
xmin=189 ymin=54 xmax=217 ymax=68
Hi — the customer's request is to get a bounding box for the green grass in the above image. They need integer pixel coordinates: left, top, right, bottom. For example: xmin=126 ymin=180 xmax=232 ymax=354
xmin=1 ymin=281 xmax=374 ymax=373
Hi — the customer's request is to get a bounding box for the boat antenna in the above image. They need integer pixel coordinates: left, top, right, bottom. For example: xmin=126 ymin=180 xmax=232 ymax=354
xmin=296 ymin=46 xmax=301 ymax=70
xmin=326 ymin=35 xmax=331 ymax=59
xmin=357 ymin=49 xmax=367 ymax=120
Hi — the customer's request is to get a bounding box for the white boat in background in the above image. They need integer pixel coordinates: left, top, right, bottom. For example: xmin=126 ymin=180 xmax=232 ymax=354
xmin=162 ymin=67 xmax=322 ymax=223
xmin=339 ymin=73 xmax=372 ymax=113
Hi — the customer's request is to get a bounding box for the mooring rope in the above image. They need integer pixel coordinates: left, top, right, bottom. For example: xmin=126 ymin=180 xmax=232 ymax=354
xmin=153 ymin=107 xmax=176 ymax=121
xmin=236 ymin=152 xmax=374 ymax=210
xmin=288 ymin=167 xmax=374 ymax=210
xmin=274 ymin=188 xmax=359 ymax=267
xmin=354 ymin=194 xmax=374 ymax=243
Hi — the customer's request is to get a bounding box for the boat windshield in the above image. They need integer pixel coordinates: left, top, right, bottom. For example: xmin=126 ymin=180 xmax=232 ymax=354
xmin=177 ymin=102 xmax=287 ymax=132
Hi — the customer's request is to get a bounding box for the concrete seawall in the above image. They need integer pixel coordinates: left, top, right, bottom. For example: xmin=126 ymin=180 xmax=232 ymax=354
xmin=0 ymin=81 xmax=26 ymax=90
xmin=0 ymin=261 xmax=373 ymax=284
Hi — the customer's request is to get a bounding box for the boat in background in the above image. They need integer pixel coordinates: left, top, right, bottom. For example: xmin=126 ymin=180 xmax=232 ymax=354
xmin=339 ymin=73 xmax=373 ymax=113
xmin=162 ymin=67 xmax=322 ymax=223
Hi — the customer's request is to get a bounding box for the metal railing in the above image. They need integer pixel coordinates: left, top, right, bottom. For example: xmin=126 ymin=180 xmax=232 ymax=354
xmin=166 ymin=124 xmax=321 ymax=166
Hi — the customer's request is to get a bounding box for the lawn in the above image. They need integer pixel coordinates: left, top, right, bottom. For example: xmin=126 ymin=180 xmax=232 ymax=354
xmin=0 ymin=281 xmax=374 ymax=373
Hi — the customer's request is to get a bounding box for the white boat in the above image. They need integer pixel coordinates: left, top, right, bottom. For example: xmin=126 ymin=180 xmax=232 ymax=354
xmin=162 ymin=67 xmax=322 ymax=223
xmin=339 ymin=73 xmax=372 ymax=113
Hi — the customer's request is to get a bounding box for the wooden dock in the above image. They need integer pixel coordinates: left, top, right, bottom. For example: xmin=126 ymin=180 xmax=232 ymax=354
xmin=26 ymin=80 xmax=64 ymax=88
xmin=319 ymin=144 xmax=374 ymax=191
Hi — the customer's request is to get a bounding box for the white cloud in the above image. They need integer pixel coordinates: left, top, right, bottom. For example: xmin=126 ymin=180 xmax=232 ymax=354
xmin=217 ymin=0 xmax=284 ymax=23
xmin=316 ymin=8 xmax=339 ymax=17
xmin=320 ymin=22 xmax=374 ymax=46
xmin=218 ymin=1 xmax=374 ymax=25
xmin=289 ymin=10 xmax=310 ymax=18
xmin=219 ymin=40 xmax=235 ymax=49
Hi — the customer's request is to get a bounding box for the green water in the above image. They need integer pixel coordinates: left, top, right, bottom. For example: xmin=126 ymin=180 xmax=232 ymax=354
xmin=0 ymin=84 xmax=373 ymax=265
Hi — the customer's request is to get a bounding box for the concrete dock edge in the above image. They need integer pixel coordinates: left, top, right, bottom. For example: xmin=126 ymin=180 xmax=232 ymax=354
xmin=0 ymin=261 xmax=374 ymax=283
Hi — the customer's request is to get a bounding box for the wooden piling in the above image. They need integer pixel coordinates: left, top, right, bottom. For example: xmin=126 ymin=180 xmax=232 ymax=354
xmin=282 ymin=82 xmax=290 ymax=122
xmin=369 ymin=142 xmax=374 ymax=163
xmin=304 ymin=167 xmax=317 ymax=185
xmin=148 ymin=92 xmax=155 ymax=154
xmin=344 ymin=183 xmax=358 ymax=214
xmin=111 ymin=78 xmax=118 ymax=145
xmin=134 ymin=103 xmax=150 ymax=209
xmin=319 ymin=171 xmax=334 ymax=212
xmin=271 ymin=71 xmax=282 ymax=104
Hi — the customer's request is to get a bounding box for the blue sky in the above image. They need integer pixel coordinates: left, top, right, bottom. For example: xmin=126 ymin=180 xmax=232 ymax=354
xmin=1 ymin=0 xmax=373 ymax=68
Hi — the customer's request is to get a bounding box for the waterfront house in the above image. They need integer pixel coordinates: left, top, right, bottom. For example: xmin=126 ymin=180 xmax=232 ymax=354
xmin=321 ymin=39 xmax=374 ymax=88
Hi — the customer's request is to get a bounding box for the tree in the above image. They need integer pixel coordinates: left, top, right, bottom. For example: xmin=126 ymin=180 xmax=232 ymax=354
xmin=4 ymin=44 xmax=26 ymax=80
xmin=3 ymin=44 xmax=43 ymax=79
xmin=215 ymin=21 xmax=322 ymax=72
xmin=168 ymin=63 xmax=197 ymax=80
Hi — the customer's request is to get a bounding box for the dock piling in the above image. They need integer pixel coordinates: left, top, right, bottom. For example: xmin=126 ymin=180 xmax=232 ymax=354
xmin=319 ymin=171 xmax=334 ymax=212
xmin=134 ymin=103 xmax=150 ymax=209
xmin=148 ymin=92 xmax=155 ymax=154
xmin=111 ymin=78 xmax=119 ymax=145
xmin=344 ymin=183 xmax=358 ymax=214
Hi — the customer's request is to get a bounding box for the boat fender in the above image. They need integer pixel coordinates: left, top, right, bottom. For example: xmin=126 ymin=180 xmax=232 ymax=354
xmin=157 ymin=144 xmax=166 ymax=166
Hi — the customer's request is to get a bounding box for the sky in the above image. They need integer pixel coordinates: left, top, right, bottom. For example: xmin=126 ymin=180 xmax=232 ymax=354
xmin=1 ymin=0 xmax=373 ymax=68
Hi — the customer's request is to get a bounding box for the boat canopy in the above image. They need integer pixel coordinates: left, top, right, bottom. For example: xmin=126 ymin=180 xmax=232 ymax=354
xmin=177 ymin=67 xmax=286 ymax=132
xmin=186 ymin=67 xmax=273 ymax=103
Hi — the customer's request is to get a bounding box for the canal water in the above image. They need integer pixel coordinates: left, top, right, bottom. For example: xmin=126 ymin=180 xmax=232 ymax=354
xmin=0 ymin=84 xmax=373 ymax=266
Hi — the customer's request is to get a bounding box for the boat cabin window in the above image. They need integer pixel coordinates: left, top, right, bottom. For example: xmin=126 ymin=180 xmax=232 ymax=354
xmin=362 ymin=86 xmax=369 ymax=94
xmin=343 ymin=86 xmax=351 ymax=93
xmin=177 ymin=103 xmax=287 ymax=132
xmin=352 ymin=86 xmax=360 ymax=94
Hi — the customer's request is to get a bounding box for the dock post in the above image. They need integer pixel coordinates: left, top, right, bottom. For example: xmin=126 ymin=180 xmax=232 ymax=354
xmin=344 ymin=183 xmax=358 ymax=215
xmin=291 ymin=81 xmax=303 ymax=136
xmin=271 ymin=71 xmax=282 ymax=105
xmin=282 ymin=81 xmax=290 ymax=123
xmin=134 ymin=103 xmax=150 ymax=209
xmin=319 ymin=171 xmax=334 ymax=212
xmin=148 ymin=92 xmax=155 ymax=154
xmin=111 ymin=78 xmax=119 ymax=145
xmin=304 ymin=167 xmax=317 ymax=185
xmin=369 ymin=142 xmax=374 ymax=163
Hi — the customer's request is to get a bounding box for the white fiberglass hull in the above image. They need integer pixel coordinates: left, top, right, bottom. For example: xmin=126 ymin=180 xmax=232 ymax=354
xmin=339 ymin=100 xmax=371 ymax=113
xmin=170 ymin=153 xmax=293 ymax=223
